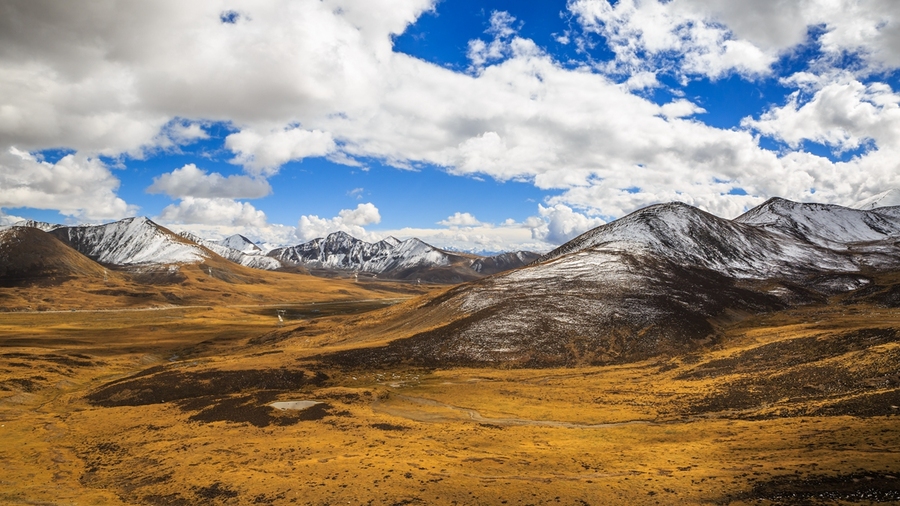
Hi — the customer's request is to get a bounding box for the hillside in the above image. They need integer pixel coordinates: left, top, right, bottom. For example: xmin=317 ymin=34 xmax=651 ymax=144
xmin=0 ymin=226 xmax=111 ymax=286
xmin=311 ymin=199 xmax=900 ymax=368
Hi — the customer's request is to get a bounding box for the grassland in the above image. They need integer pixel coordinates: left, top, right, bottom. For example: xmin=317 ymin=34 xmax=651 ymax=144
xmin=2 ymin=281 xmax=900 ymax=504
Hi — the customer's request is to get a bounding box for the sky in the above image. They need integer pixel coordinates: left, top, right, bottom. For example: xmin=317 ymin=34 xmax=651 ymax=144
xmin=2 ymin=0 xmax=900 ymax=253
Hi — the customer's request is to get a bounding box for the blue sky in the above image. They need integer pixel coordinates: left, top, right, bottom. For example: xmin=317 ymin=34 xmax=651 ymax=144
xmin=2 ymin=0 xmax=900 ymax=252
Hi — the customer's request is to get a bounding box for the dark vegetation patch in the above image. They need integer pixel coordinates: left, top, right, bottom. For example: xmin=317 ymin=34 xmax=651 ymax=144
xmin=142 ymin=493 xmax=190 ymax=506
xmin=678 ymin=328 xmax=900 ymax=379
xmin=843 ymin=283 xmax=900 ymax=307
xmin=371 ymin=423 xmax=410 ymax=431
xmin=251 ymin=492 xmax=287 ymax=504
xmin=688 ymin=348 xmax=900 ymax=417
xmin=249 ymin=350 xmax=283 ymax=357
xmin=728 ymin=472 xmax=900 ymax=504
xmin=3 ymin=378 xmax=39 ymax=392
xmin=193 ymin=482 xmax=238 ymax=500
xmin=809 ymin=389 xmax=900 ymax=417
xmin=87 ymin=289 xmax=156 ymax=298
xmin=79 ymin=441 xmax=127 ymax=478
xmin=177 ymin=392 xmax=325 ymax=427
xmin=296 ymin=402 xmax=333 ymax=421
xmin=0 ymin=351 xmax=98 ymax=367
xmin=86 ymin=367 xmax=328 ymax=407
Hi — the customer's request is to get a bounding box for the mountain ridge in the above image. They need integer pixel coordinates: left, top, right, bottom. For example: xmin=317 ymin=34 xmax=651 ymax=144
xmin=319 ymin=197 xmax=900 ymax=368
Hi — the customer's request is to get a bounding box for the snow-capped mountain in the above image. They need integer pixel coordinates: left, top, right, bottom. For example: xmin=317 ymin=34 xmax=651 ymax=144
xmin=49 ymin=217 xmax=207 ymax=266
xmin=327 ymin=198 xmax=900 ymax=368
xmin=268 ymin=231 xmax=537 ymax=282
xmin=12 ymin=220 xmax=62 ymax=232
xmin=852 ymin=189 xmax=900 ymax=210
xmin=218 ymin=234 xmax=264 ymax=255
xmin=178 ymin=232 xmax=283 ymax=271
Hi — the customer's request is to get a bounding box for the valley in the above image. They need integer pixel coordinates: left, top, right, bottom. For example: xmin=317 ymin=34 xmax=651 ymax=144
xmin=2 ymin=292 xmax=900 ymax=505
xmin=2 ymin=198 xmax=900 ymax=504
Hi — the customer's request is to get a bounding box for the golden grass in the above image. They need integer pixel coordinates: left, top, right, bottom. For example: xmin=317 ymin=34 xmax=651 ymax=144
xmin=1 ymin=290 xmax=899 ymax=504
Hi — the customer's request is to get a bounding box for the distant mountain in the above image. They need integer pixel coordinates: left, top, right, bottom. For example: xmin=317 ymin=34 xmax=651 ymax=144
xmin=48 ymin=217 xmax=207 ymax=266
xmin=852 ymin=189 xmax=900 ymax=210
xmin=7 ymin=217 xmax=535 ymax=281
xmin=323 ymin=198 xmax=900 ymax=368
xmin=268 ymin=231 xmax=538 ymax=282
xmin=218 ymin=234 xmax=264 ymax=254
xmin=12 ymin=220 xmax=62 ymax=232
xmin=178 ymin=232 xmax=283 ymax=271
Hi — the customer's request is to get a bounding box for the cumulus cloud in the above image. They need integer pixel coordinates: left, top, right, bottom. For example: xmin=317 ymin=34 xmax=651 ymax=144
xmin=569 ymin=0 xmax=777 ymax=79
xmin=531 ymin=204 xmax=606 ymax=244
xmin=0 ymin=210 xmax=27 ymax=227
xmin=438 ymin=212 xmax=482 ymax=227
xmin=571 ymin=0 xmax=900 ymax=79
xmin=3 ymin=0 xmax=900 ymax=238
xmin=157 ymin=197 xmax=268 ymax=227
xmin=295 ymin=203 xmax=382 ymax=242
xmin=147 ymin=164 xmax=272 ymax=199
xmin=225 ymin=127 xmax=337 ymax=175
xmin=744 ymin=80 xmax=900 ymax=153
xmin=0 ymin=147 xmax=135 ymax=220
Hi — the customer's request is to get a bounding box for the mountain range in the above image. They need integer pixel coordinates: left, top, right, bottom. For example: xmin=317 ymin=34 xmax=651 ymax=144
xmin=320 ymin=197 xmax=900 ymax=368
xmin=0 ymin=218 xmax=539 ymax=284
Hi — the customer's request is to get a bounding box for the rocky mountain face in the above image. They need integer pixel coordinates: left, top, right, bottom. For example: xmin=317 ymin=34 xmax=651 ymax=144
xmin=178 ymin=232 xmax=283 ymax=271
xmin=268 ymin=231 xmax=538 ymax=282
xmin=48 ymin=217 xmax=207 ymax=266
xmin=322 ymin=198 xmax=900 ymax=368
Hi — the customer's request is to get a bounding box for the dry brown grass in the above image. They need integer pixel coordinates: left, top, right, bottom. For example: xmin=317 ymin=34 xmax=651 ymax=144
xmin=1 ymin=285 xmax=899 ymax=504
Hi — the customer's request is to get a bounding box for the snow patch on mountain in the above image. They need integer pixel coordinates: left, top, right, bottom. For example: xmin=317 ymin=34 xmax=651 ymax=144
xmin=735 ymin=198 xmax=900 ymax=250
xmin=50 ymin=217 xmax=207 ymax=266
xmin=13 ymin=219 xmax=63 ymax=232
xmin=853 ymin=189 xmax=900 ymax=210
xmin=218 ymin=234 xmax=264 ymax=255
xmin=179 ymin=232 xmax=282 ymax=270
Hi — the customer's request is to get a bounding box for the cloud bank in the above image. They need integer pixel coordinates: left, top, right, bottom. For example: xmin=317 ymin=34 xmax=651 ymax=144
xmin=2 ymin=0 xmax=900 ymax=250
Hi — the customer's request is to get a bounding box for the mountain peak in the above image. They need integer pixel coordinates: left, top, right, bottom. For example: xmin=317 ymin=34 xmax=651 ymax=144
xmin=852 ymin=189 xmax=900 ymax=210
xmin=50 ymin=216 xmax=207 ymax=266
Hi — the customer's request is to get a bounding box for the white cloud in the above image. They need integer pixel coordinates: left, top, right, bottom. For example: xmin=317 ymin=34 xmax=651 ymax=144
xmin=147 ymin=163 xmax=272 ymax=199
xmin=568 ymin=0 xmax=900 ymax=80
xmin=166 ymin=121 xmax=209 ymax=144
xmin=2 ymin=0 xmax=900 ymax=242
xmin=438 ymin=212 xmax=482 ymax=227
xmin=338 ymin=202 xmax=381 ymax=226
xmin=157 ymin=197 xmax=268 ymax=227
xmin=295 ymin=203 xmax=382 ymax=242
xmin=0 ymin=210 xmax=27 ymax=227
xmin=531 ymin=204 xmax=606 ymax=244
xmin=0 ymin=147 xmax=135 ymax=220
xmin=468 ymin=11 xmax=519 ymax=69
xmin=569 ymin=0 xmax=778 ymax=79
xmin=744 ymin=80 xmax=900 ymax=152
xmin=660 ymin=99 xmax=706 ymax=119
xmin=225 ymin=127 xmax=337 ymax=176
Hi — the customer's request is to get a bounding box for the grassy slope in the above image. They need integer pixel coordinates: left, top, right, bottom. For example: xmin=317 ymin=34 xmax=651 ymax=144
xmin=2 ymin=272 xmax=900 ymax=504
